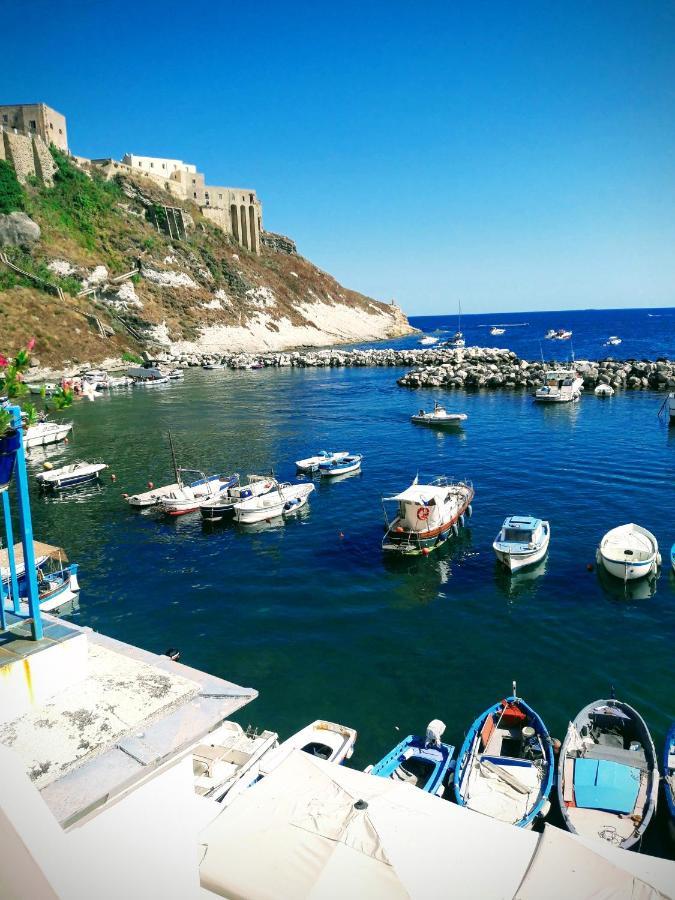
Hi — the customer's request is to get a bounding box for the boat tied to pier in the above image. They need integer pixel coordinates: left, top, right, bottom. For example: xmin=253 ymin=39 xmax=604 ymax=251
xmin=534 ymin=366 xmax=583 ymax=403
xmin=411 ymin=401 xmax=467 ymax=428
xmin=365 ymin=720 xmax=455 ymax=797
xmin=493 ymin=516 xmax=550 ymax=572
xmin=557 ymin=697 xmax=659 ymax=850
xmin=382 ymin=475 xmax=473 ymax=555
xmin=454 ymin=685 xmax=554 ymax=828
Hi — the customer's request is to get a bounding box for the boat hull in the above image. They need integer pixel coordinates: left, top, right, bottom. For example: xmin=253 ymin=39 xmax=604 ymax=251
xmin=383 ymin=489 xmax=473 ymax=556
xmin=493 ymin=525 xmax=550 ymax=572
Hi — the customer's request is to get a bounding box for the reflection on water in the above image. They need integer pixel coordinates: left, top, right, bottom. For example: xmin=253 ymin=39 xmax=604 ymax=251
xmin=595 ymin=562 xmax=660 ymax=603
xmin=494 ymin=558 xmax=548 ymax=602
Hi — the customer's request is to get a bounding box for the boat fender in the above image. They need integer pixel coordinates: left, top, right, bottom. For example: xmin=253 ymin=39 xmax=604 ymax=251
xmin=459 ymin=514 xmax=465 ymax=528
xmin=467 ymin=504 xmax=472 ymax=518
xmin=43 ymin=461 xmax=53 ymax=471
xmin=64 ymin=437 xmax=69 ymax=444
xmin=422 ymin=547 xmax=430 ymax=556
xmin=451 ymin=523 xmax=459 ymax=537
xmin=595 ymin=549 xmax=602 ymax=566
xmin=110 ymin=473 xmax=116 ymax=482
xmin=417 ymin=507 xmax=430 ymax=521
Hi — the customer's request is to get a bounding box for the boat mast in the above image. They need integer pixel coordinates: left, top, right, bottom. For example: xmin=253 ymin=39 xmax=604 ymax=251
xmin=458 ymin=298 xmax=462 ymax=334
xmin=167 ymin=431 xmax=180 ymax=485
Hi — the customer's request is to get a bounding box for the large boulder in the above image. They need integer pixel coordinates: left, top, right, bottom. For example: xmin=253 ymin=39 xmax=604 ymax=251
xmin=0 ymin=212 xmax=40 ymax=248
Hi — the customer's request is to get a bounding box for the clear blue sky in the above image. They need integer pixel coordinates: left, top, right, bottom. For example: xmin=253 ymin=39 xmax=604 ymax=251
xmin=3 ymin=1 xmax=674 ymax=314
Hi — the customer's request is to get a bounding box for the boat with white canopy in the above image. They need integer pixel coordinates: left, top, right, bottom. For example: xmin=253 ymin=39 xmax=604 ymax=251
xmin=382 ymin=475 xmax=473 ymax=555
xmin=493 ymin=516 xmax=550 ymax=572
xmin=596 ymin=523 xmax=660 ymax=581
xmin=558 ymin=697 xmax=659 ymax=850
xmin=534 ymin=367 xmax=583 ymax=403
xmin=1 ymin=540 xmax=80 ymax=615
xmin=411 ymin=401 xmax=467 ymax=428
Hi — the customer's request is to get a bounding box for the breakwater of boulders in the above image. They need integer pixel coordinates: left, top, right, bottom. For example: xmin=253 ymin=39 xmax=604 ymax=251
xmin=163 ymin=346 xmax=674 ymax=391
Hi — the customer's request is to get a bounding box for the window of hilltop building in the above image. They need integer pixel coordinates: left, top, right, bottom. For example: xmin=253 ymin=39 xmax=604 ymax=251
xmin=150 ymin=162 xmax=154 ymax=168
xmin=50 ymin=122 xmax=53 ymax=129
xmin=162 ymin=163 xmax=166 ymax=169
xmin=29 ymin=120 xmax=36 ymax=130
xmin=2 ymin=115 xmax=7 ymax=123
xmin=193 ymin=192 xmax=197 ymax=198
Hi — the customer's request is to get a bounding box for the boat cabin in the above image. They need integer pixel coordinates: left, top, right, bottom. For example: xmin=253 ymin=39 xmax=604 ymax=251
xmin=386 ymin=483 xmax=457 ymax=533
xmin=497 ymin=516 xmax=544 ymax=548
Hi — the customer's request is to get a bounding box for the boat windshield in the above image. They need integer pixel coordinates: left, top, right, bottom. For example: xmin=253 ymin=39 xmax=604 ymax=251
xmin=503 ymin=528 xmax=533 ymax=542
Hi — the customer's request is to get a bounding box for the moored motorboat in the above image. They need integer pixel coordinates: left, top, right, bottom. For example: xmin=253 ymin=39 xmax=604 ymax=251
xmin=594 ymin=383 xmax=614 ymax=396
xmin=366 ymin=720 xmax=455 ymax=797
xmin=26 ymin=381 xmax=58 ymax=397
xmin=281 ymin=482 xmax=315 ymax=514
xmin=557 ymin=697 xmax=659 ymax=850
xmin=382 ymin=475 xmax=473 ymax=555
xmin=419 ymin=335 xmax=439 ymax=345
xmin=605 ymin=336 xmax=622 ymax=346
xmin=411 ymin=401 xmax=467 ymax=427
xmin=545 ymin=329 xmax=572 ymax=340
xmin=202 ymin=361 xmax=226 ymax=370
xmin=190 ymin=721 xmax=279 ymax=805
xmin=233 ymin=482 xmax=315 ymax=524
xmin=490 ymin=327 xmax=505 ymax=336
xmin=596 ymin=523 xmax=661 ymax=581
xmin=493 ymin=516 xmax=550 ymax=572
xmin=534 ymin=367 xmax=583 ymax=403
xmin=664 ymin=723 xmax=675 ymax=832
xmin=160 ymin=472 xmax=238 ymax=516
xmin=23 ymin=420 xmax=73 ymax=450
xmin=35 ymin=461 xmax=108 ymax=490
xmin=295 ymin=450 xmax=349 ymax=474
xmin=259 ymin=720 xmax=357 ymax=777
xmin=318 ymin=454 xmax=362 ymax=477
xmin=200 ymin=474 xmax=276 ymax=522
xmin=454 ymin=688 xmax=554 ymax=828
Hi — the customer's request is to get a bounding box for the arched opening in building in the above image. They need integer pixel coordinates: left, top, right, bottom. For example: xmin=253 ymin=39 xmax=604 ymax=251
xmin=230 ymin=205 xmax=239 ymax=242
xmin=248 ymin=206 xmax=256 ymax=253
xmin=239 ymin=205 xmax=249 ymax=249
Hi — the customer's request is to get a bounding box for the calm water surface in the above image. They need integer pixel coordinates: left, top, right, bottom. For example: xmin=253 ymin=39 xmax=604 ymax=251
xmin=26 ymin=354 xmax=675 ymax=855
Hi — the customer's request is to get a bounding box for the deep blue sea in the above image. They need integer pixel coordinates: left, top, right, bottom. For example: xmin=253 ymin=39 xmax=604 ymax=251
xmin=25 ymin=305 xmax=675 ymax=857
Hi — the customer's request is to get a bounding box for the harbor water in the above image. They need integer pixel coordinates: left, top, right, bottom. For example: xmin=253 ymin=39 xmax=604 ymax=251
xmin=26 ymin=310 xmax=674 ymax=856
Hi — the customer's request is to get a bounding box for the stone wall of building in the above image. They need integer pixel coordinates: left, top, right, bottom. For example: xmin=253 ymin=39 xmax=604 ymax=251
xmin=3 ymin=131 xmax=36 ymax=183
xmin=0 ymin=104 xmax=67 ymax=152
xmin=32 ymin=135 xmax=57 ymax=186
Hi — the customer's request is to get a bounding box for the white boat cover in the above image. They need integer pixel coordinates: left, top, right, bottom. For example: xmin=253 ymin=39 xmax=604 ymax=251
xmin=199 ymin=749 xmax=537 ymax=899
xmin=515 ymin=825 xmax=671 ymax=900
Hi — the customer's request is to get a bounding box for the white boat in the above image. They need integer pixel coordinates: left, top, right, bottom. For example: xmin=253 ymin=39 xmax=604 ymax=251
xmin=259 ymin=720 xmax=357 ymax=778
xmin=490 ymin=327 xmax=505 ymax=336
xmin=190 ymin=721 xmax=279 ymax=804
xmin=493 ymin=516 xmax=550 ymax=572
xmin=419 ymin=336 xmax=439 ymax=345
xmin=319 ymin=454 xmax=363 ymax=477
xmin=411 ymin=401 xmax=467 ymax=427
xmin=597 ymin=524 xmax=661 ymax=581
xmin=202 ymin=362 xmax=226 ymax=370
xmin=295 ymin=450 xmax=349 ymax=474
xmin=545 ymin=329 xmax=573 ymax=340
xmin=233 ymin=482 xmax=315 ymax=524
xmin=167 ymin=368 xmax=184 ymax=379
xmin=668 ymin=393 xmax=675 ymax=423
xmin=106 ymin=375 xmax=134 ymax=389
xmin=446 ymin=299 xmax=465 ymax=348
xmin=594 ymin=384 xmax=614 ymax=396
xmin=534 ymin=367 xmax=583 ymax=403
xmin=160 ymin=472 xmax=237 ymax=516
xmin=382 ymin=475 xmax=474 ymax=555
xmin=605 ymin=336 xmax=622 ymax=346
xmin=35 ymin=461 xmax=108 ymax=490
xmin=127 ymin=482 xmax=183 ymax=508
xmin=23 ymin=421 xmax=73 ymax=449
xmin=200 ymin=474 xmax=276 ymax=522
xmin=26 ymin=382 xmax=58 ymax=397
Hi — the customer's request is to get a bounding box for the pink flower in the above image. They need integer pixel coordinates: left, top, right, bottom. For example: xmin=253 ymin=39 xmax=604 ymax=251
xmin=0 ymin=356 xmax=8 ymax=368
xmin=26 ymin=338 xmax=36 ymax=352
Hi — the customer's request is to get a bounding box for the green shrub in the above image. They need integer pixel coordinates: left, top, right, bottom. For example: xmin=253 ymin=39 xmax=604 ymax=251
xmin=0 ymin=160 xmax=25 ymax=214
xmin=121 ymin=351 xmax=143 ymax=364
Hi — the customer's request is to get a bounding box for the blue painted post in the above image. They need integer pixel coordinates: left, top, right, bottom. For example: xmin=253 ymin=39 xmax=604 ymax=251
xmin=2 ymin=491 xmax=21 ymax=615
xmin=9 ymin=405 xmax=42 ymax=640
xmin=0 ymin=543 xmax=6 ymax=631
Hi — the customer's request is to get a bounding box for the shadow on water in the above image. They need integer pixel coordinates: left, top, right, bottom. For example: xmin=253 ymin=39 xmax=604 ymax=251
xmin=493 ymin=558 xmax=548 ymax=604
xmin=595 ymin=563 xmax=660 ymax=603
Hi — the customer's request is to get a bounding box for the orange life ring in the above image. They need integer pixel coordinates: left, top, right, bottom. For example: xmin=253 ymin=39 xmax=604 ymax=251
xmin=417 ymin=506 xmax=430 ymax=521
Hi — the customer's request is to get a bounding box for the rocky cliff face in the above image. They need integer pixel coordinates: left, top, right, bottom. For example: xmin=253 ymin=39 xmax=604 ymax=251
xmin=0 ymin=155 xmax=414 ymax=366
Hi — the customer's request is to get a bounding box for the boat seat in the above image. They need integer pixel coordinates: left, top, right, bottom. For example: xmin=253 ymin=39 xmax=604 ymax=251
xmin=583 ymin=744 xmax=648 ymax=771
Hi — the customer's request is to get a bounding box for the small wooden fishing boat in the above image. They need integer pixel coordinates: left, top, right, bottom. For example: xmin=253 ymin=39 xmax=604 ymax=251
xmin=295 ymin=450 xmax=349 ymax=474
xmin=366 ymin=720 xmax=455 ymax=797
xmin=411 ymin=401 xmax=467 ymax=427
xmin=200 ymin=474 xmax=275 ymax=522
xmin=319 ymin=454 xmax=362 ymax=477
xmin=557 ymin=697 xmax=659 ymax=850
xmin=454 ymin=688 xmax=554 ymax=828
xmin=597 ymin=523 xmax=661 ymax=581
xmin=35 ymin=461 xmax=108 ymax=490
xmin=190 ymin=721 xmax=279 ymax=805
xmin=23 ymin=420 xmax=73 ymax=449
xmin=382 ymin=475 xmax=473 ymax=555
xmin=160 ymin=472 xmax=237 ymax=516
xmin=259 ymin=720 xmax=357 ymax=777
xmin=664 ymin=723 xmax=675 ymax=833
xmin=493 ymin=516 xmax=550 ymax=572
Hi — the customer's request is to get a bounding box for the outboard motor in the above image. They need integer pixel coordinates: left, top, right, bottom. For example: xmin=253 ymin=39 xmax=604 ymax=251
xmin=425 ymin=719 xmax=446 ymax=748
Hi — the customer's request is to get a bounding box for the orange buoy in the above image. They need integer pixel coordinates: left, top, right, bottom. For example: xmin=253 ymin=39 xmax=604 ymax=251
xmin=422 ymin=547 xmax=430 ymax=556
xmin=147 ymin=481 xmax=154 ymax=489
xmin=586 ymin=563 xmax=593 ymax=572
xmin=122 ymin=492 xmax=129 ymax=499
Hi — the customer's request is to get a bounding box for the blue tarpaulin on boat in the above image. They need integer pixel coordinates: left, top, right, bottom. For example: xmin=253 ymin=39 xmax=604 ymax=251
xmin=573 ymin=758 xmax=640 ymax=813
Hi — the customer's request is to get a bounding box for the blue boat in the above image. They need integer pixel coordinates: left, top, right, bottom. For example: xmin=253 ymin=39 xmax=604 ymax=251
xmin=663 ymin=722 xmax=675 ymax=831
xmin=454 ymin=687 xmax=554 ymax=828
xmin=319 ymin=454 xmax=362 ymax=477
xmin=366 ymin=721 xmax=455 ymax=797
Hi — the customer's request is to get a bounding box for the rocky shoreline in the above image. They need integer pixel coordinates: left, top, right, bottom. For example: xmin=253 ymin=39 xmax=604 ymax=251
xmin=29 ymin=346 xmax=674 ymax=392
